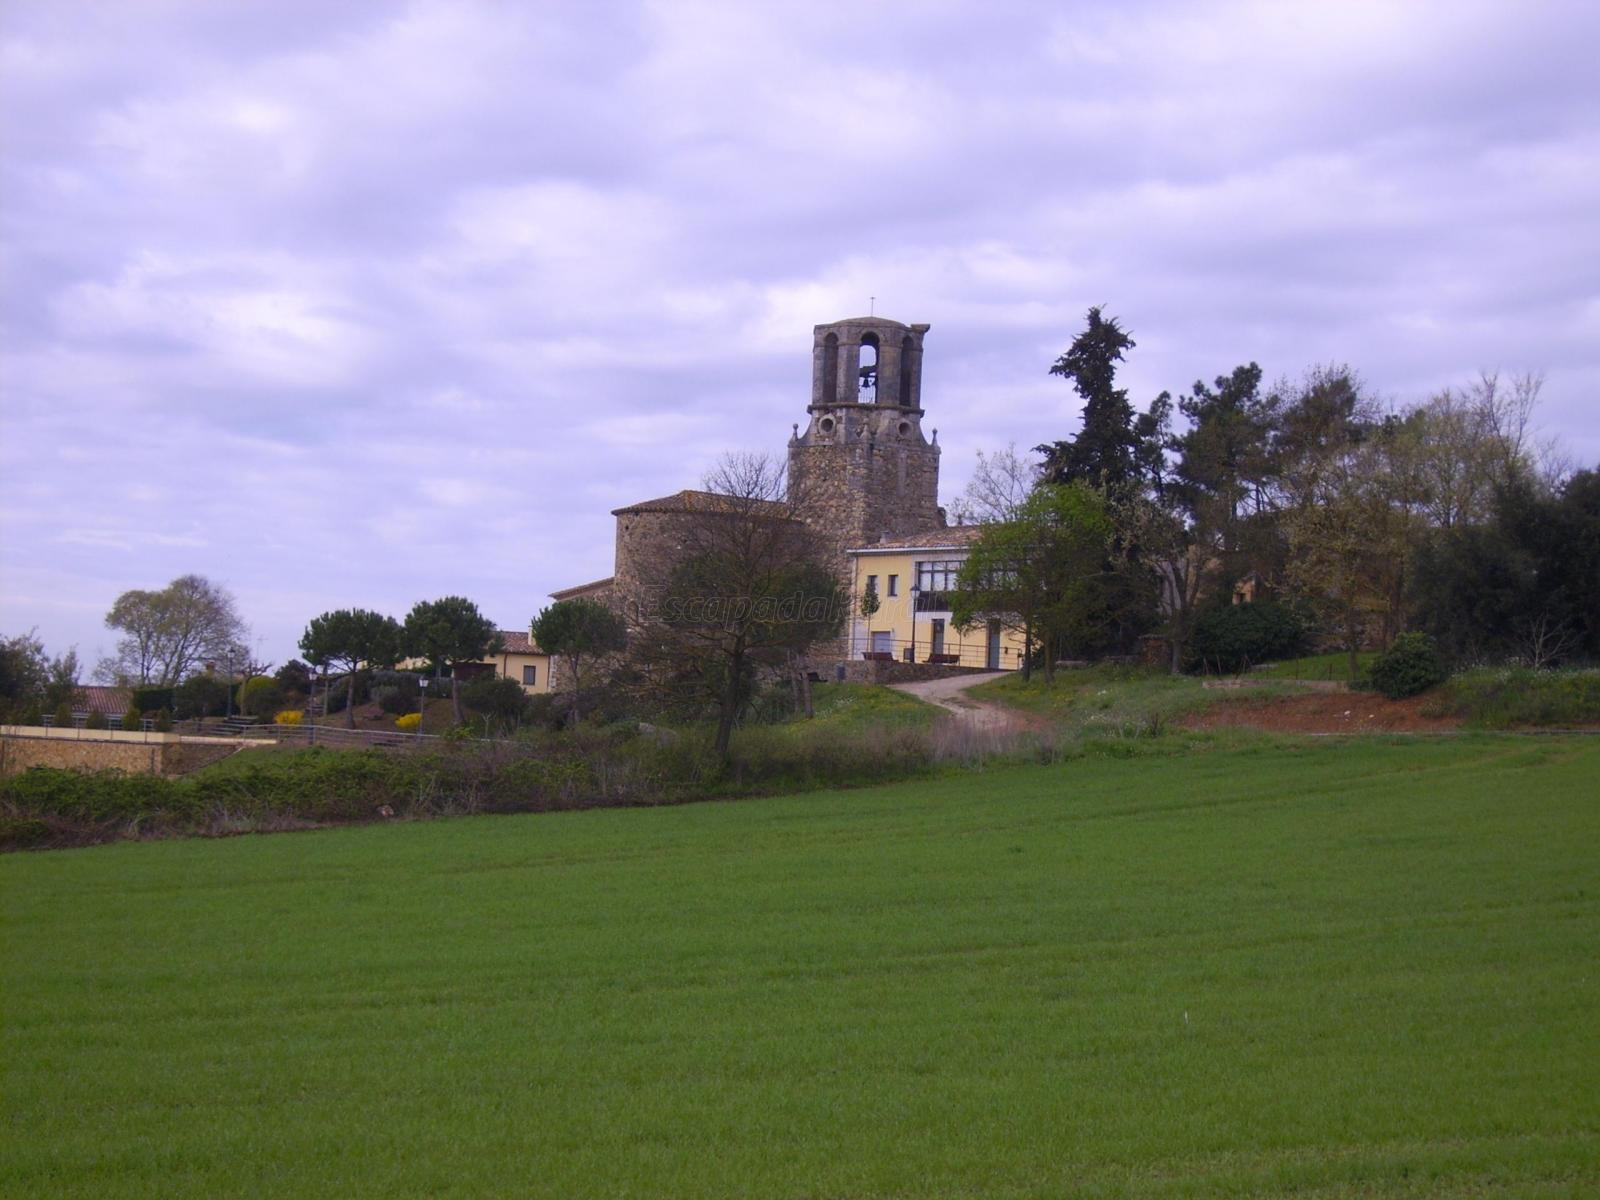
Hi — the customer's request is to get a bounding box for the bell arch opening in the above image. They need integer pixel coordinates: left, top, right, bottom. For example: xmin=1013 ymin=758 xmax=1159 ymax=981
xmin=858 ymin=332 xmax=879 ymax=402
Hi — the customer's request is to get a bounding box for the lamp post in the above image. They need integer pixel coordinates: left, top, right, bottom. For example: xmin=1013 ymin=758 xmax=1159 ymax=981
xmin=416 ymin=676 xmax=427 ymax=739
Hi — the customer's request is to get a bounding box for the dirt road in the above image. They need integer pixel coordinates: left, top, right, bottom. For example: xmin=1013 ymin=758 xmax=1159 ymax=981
xmin=888 ymin=671 xmax=1021 ymax=731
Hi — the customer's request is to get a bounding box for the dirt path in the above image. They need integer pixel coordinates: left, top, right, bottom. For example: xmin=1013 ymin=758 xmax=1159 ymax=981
xmin=888 ymin=672 xmax=1027 ymax=731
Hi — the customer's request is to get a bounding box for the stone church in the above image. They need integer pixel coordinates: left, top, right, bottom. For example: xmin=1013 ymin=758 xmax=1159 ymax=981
xmin=549 ymin=314 xmax=985 ymax=664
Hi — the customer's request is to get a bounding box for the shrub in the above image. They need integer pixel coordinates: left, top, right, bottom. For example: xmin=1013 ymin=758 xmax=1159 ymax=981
xmin=84 ymin=711 xmax=109 ymax=730
xmin=237 ymin=677 xmax=285 ymax=718
xmin=131 ymin=686 xmax=174 ymax=714
xmin=1367 ymin=632 xmax=1447 ymax=699
xmin=1434 ymin=667 xmax=1600 ymax=728
xmin=51 ymin=701 xmax=74 ymax=728
xmin=154 ymin=707 xmax=174 ymax=732
xmin=174 ymin=674 xmax=230 ymax=719
xmin=462 ymin=675 xmax=528 ymax=727
xmin=373 ymin=672 xmax=422 ymax=716
xmin=1190 ymin=601 xmax=1308 ymax=674
xmin=121 ymin=706 xmax=142 ymax=731
xmin=275 ymin=709 xmax=304 ymax=726
xmin=274 ymin=659 xmax=314 ymax=694
xmin=395 ymin=712 xmax=422 ymax=732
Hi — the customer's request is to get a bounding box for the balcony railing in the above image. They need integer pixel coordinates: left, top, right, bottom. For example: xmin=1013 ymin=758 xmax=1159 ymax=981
xmin=914 ymin=590 xmax=954 ymax=612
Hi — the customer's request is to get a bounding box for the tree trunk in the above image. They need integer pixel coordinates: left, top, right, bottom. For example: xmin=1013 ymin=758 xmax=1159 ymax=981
xmin=1170 ymin=632 xmax=1183 ymax=676
xmin=569 ymin=658 xmax=582 ymax=727
xmin=714 ymin=649 xmax=744 ymax=760
xmin=345 ymin=667 xmax=357 ymax=728
xmin=451 ymin=672 xmax=463 ymax=724
xmin=799 ymin=661 xmax=814 ymax=719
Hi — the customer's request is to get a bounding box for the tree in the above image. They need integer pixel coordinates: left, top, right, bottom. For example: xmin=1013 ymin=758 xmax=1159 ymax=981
xmin=1037 ymin=307 xmax=1165 ymax=492
xmin=173 ymin=673 xmax=230 ymax=720
xmin=530 ymin=598 xmax=627 ymax=726
xmin=0 ymin=630 xmax=49 ymax=719
xmin=401 ymin=597 xmax=501 ymax=724
xmin=460 ymin=674 xmax=530 ymax=736
xmin=97 ymin=574 xmax=248 ymax=686
xmin=950 ymin=444 xmax=1038 ymax=525
xmin=950 ymin=482 xmax=1115 ymax=682
xmin=639 ymin=453 xmax=844 ymax=758
xmin=300 ymin=609 xmax=404 ymax=728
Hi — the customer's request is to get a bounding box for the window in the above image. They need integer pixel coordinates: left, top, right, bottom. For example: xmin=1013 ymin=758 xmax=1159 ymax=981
xmin=865 ymin=574 xmax=878 ymax=595
xmin=887 ymin=574 xmax=899 ymax=597
xmin=522 ymin=665 xmax=538 ymax=686
xmin=915 ymin=560 xmax=962 ymax=593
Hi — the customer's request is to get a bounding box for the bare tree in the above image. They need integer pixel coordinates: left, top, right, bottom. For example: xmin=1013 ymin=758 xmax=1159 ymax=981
xmin=950 ymin=443 xmax=1038 ymax=525
xmin=637 ymin=453 xmax=844 ymax=758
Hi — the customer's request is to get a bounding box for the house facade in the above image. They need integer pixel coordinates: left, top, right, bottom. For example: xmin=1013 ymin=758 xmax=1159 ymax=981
xmin=405 ymin=628 xmax=553 ymax=695
xmin=847 ymin=530 xmax=1030 ymax=670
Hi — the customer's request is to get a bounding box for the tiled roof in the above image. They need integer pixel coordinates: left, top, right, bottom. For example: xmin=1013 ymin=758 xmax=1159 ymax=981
xmin=496 ymin=630 xmax=545 ymax=655
xmin=848 ymin=525 xmax=986 ymax=552
xmin=611 ymin=489 xmax=796 ymax=518
xmin=549 ymin=576 xmax=615 ymax=601
xmin=76 ymin=685 xmax=131 ymax=716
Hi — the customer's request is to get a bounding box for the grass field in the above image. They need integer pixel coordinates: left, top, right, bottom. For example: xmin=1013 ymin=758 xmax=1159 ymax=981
xmin=5 ymin=735 xmax=1598 ymax=1198
xmin=1253 ymin=650 xmax=1378 ymax=681
xmin=971 ymin=665 xmax=1291 ymax=735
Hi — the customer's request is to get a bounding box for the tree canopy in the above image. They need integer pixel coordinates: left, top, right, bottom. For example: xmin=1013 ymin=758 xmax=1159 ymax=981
xmin=299 ymin=608 xmax=404 ymax=727
xmin=96 ymin=574 xmax=248 ymax=687
xmin=531 ymin=598 xmax=628 ymax=725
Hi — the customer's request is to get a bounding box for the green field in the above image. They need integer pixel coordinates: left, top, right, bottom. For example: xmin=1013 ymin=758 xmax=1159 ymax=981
xmin=1253 ymin=650 xmax=1378 ymax=681
xmin=4 ymin=736 xmax=1598 ymax=1198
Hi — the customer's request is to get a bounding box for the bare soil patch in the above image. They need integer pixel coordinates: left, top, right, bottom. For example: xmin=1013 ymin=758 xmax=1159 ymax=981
xmin=1185 ymin=689 xmax=1462 ymax=734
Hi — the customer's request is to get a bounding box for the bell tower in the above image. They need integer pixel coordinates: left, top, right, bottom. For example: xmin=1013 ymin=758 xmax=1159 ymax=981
xmin=787 ymin=316 xmax=942 ymax=557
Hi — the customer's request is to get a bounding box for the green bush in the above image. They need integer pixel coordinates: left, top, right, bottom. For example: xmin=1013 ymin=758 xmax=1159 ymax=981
xmin=237 ymin=677 xmax=285 ymax=718
xmin=1367 ymin=632 xmax=1447 ymax=699
xmin=84 ymin=711 xmax=109 ymax=730
xmin=174 ymin=674 xmax=230 ymax=719
xmin=1435 ymin=668 xmax=1600 ymax=728
xmin=51 ymin=701 xmax=74 ymax=728
xmin=1189 ymin=601 xmax=1308 ymax=674
xmin=121 ymin=705 xmax=142 ymax=732
xmin=131 ymin=686 xmax=174 ymax=714
xmin=154 ymin=707 xmax=173 ymax=732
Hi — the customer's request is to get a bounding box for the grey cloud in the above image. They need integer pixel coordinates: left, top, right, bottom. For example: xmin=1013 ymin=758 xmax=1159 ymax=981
xmin=3 ymin=0 xmax=1597 ymax=663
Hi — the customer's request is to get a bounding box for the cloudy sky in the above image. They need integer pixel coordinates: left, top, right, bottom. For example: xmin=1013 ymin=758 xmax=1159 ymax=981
xmin=3 ymin=0 xmax=1597 ymax=669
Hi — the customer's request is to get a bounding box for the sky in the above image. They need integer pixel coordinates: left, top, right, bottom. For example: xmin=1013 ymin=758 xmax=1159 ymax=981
xmin=3 ymin=0 xmax=1598 ymax=671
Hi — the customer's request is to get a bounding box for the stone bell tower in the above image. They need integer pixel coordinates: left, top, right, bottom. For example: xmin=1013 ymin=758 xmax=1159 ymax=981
xmin=787 ymin=316 xmax=943 ymax=557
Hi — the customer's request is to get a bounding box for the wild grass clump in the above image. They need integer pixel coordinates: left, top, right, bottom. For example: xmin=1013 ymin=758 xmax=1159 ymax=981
xmin=1432 ymin=667 xmax=1600 ymax=728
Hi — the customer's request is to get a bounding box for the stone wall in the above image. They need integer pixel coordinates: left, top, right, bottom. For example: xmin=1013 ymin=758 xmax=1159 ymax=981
xmin=0 ymin=728 xmax=253 ymax=777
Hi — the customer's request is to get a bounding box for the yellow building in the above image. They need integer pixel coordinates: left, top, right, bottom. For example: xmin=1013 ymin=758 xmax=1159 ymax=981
xmin=847 ymin=529 xmax=1029 ymax=670
xmin=401 ymin=628 xmax=553 ymax=695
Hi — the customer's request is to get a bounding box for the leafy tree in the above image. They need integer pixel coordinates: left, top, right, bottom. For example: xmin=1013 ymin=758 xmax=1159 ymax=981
xmin=40 ymin=649 xmax=83 ymax=713
xmin=530 ymin=598 xmax=627 ymax=726
xmin=1412 ymin=469 xmax=1600 ymax=666
xmin=173 ymin=673 xmax=229 ymax=720
xmin=96 ymin=574 xmax=248 ymax=686
xmin=1037 ymin=307 xmax=1165 ymax=492
xmin=951 ymin=482 xmax=1114 ymax=682
xmin=300 ymin=608 xmax=404 ymax=727
xmin=0 ymin=630 xmax=49 ymax=718
xmin=274 ymin=660 xmax=314 ymax=695
xmin=401 ymin=597 xmax=501 ymax=724
xmin=1189 ymin=600 xmax=1308 ymax=674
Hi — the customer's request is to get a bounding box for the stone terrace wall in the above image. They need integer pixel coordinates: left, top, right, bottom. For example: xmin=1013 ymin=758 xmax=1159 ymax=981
xmin=0 ymin=728 xmax=254 ymax=777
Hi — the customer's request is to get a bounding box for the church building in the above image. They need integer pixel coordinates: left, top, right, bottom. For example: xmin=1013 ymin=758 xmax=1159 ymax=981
xmin=548 ymin=315 xmax=1026 ymax=670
